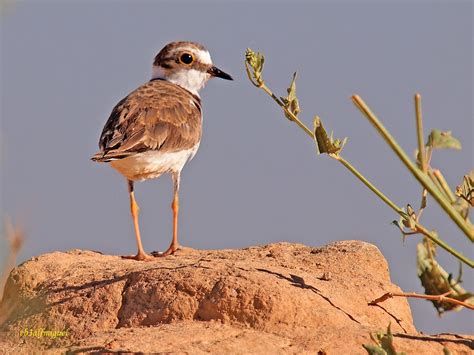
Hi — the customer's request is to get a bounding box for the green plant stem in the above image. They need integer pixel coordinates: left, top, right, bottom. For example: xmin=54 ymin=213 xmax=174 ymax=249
xmin=432 ymin=169 xmax=457 ymax=203
xmin=428 ymin=170 xmax=452 ymax=203
xmin=415 ymin=94 xmax=427 ymax=173
xmin=415 ymin=225 xmax=473 ymax=267
xmin=334 ymin=155 xmax=473 ymax=267
xmin=414 ymin=94 xmax=428 ymax=221
xmin=245 ymin=62 xmax=314 ymax=138
xmin=352 ymin=95 xmax=474 ymax=242
xmin=244 ymin=66 xmax=473 ymax=266
xmin=260 ymin=84 xmax=314 ymax=137
xmin=333 ymin=155 xmax=401 ymax=213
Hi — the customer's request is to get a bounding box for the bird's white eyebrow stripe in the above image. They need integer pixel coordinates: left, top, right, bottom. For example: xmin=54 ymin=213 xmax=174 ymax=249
xmin=179 ymin=47 xmax=212 ymax=65
xmin=194 ymin=49 xmax=212 ymax=65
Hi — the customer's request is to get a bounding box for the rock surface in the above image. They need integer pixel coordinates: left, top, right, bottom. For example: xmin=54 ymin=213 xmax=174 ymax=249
xmin=0 ymin=241 xmax=472 ymax=354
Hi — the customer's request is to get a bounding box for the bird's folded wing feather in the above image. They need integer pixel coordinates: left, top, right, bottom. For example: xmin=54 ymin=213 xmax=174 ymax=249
xmin=92 ymin=80 xmax=202 ymax=162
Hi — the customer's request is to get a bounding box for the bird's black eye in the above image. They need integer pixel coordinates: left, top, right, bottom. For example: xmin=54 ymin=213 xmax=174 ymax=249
xmin=179 ymin=53 xmax=194 ymax=65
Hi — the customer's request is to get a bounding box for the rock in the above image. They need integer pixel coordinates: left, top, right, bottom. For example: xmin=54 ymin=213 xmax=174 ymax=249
xmin=0 ymin=241 xmax=472 ymax=354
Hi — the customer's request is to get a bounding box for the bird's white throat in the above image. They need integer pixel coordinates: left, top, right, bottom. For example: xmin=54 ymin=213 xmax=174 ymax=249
xmin=152 ymin=66 xmax=210 ymax=96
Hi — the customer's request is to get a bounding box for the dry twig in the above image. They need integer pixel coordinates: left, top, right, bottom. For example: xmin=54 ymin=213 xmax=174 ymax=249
xmin=368 ymin=291 xmax=474 ymax=311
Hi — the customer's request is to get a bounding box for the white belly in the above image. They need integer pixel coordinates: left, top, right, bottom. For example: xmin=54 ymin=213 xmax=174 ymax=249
xmin=110 ymin=144 xmax=199 ymax=181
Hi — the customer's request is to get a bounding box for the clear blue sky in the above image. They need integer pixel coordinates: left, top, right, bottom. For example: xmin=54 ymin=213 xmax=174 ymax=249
xmin=1 ymin=1 xmax=472 ymax=334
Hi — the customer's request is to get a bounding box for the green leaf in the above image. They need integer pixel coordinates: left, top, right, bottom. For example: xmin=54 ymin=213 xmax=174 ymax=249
xmin=280 ymin=72 xmax=301 ymax=120
xmin=313 ymin=117 xmax=331 ymax=154
xmin=417 ymin=239 xmax=474 ymax=315
xmin=245 ymin=48 xmax=265 ymax=85
xmin=452 ymin=198 xmax=471 ymax=220
xmin=363 ymin=344 xmax=387 ymax=355
xmin=401 ymin=204 xmax=417 ymax=229
xmin=379 ymin=324 xmax=398 ymax=355
xmin=426 ymin=130 xmax=461 ymax=150
xmin=363 ymin=324 xmax=406 ymax=355
xmin=455 ymin=170 xmax=474 ymax=207
xmin=313 ymin=116 xmax=347 ymax=155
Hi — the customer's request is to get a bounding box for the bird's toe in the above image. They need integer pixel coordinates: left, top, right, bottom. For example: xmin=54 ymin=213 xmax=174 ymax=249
xmin=151 ymin=245 xmax=180 ymax=257
xmin=122 ymin=252 xmax=155 ymax=261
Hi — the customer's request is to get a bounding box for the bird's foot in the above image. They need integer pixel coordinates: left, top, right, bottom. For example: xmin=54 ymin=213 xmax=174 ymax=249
xmin=151 ymin=244 xmax=180 ymax=257
xmin=121 ymin=252 xmax=155 ymax=261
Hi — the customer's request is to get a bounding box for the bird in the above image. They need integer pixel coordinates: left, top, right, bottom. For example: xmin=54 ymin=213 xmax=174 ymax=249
xmin=91 ymin=41 xmax=233 ymax=261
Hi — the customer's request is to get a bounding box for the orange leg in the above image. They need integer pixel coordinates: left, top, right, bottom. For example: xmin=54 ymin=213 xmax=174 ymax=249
xmin=122 ymin=180 xmax=153 ymax=261
xmin=153 ymin=172 xmax=181 ymax=257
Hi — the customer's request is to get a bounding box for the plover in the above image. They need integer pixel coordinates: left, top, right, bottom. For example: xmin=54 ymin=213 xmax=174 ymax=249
xmin=92 ymin=41 xmax=232 ymax=261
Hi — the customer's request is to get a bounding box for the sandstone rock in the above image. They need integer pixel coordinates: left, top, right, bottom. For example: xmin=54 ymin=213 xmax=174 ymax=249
xmin=0 ymin=241 xmax=472 ymax=354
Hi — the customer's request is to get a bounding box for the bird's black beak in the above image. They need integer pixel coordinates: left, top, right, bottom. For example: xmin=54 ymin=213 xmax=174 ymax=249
xmin=208 ymin=66 xmax=233 ymax=80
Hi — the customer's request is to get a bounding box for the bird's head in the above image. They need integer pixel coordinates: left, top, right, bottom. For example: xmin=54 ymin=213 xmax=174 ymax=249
xmin=152 ymin=41 xmax=233 ymax=96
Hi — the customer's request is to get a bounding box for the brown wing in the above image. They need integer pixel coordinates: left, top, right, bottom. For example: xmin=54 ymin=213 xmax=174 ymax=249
xmin=91 ymin=80 xmax=202 ymax=162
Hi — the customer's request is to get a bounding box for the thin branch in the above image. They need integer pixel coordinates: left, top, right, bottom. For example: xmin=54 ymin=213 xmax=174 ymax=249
xmin=369 ymin=291 xmax=474 ymax=311
xmin=415 ymin=94 xmax=427 ymax=173
xmin=244 ymin=61 xmax=313 ymax=137
xmin=244 ymin=60 xmax=473 ymax=266
xmin=335 ymin=156 xmax=472 ymax=266
xmin=432 ymin=169 xmax=457 ymax=203
xmin=428 ymin=170 xmax=453 ymax=203
xmin=261 ymin=83 xmax=314 ymax=137
xmin=334 ymin=155 xmax=405 ymax=215
xmin=416 ymin=191 xmax=427 ymax=222
xmin=414 ymin=94 xmax=428 ymax=221
xmin=352 ymin=95 xmax=474 ymax=242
